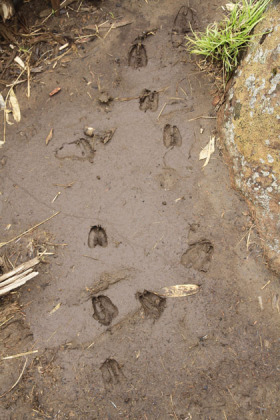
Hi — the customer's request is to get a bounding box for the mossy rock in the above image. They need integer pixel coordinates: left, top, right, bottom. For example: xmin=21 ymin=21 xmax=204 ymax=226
xmin=218 ymin=5 xmax=280 ymax=272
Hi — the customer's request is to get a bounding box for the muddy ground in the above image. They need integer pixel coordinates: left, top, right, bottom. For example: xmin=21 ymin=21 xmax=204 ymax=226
xmin=0 ymin=0 xmax=280 ymax=419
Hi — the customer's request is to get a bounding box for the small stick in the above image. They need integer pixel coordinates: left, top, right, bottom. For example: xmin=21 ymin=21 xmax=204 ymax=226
xmin=0 ymin=212 xmax=60 ymax=249
xmin=168 ymin=97 xmax=185 ymax=101
xmin=83 ymin=255 xmax=99 ymax=261
xmin=86 ymin=341 xmax=95 ymax=349
xmin=53 ymin=182 xmax=74 ymax=188
xmin=246 ymin=225 xmax=254 ymax=250
xmin=103 ymin=24 xmax=113 ymax=40
xmin=188 ymin=115 xmax=216 ymax=121
xmin=114 ymin=95 xmax=140 ymax=102
xmin=26 ymin=58 xmax=31 ymax=98
xmin=261 ymin=280 xmax=270 ymax=290
xmin=0 ymin=315 xmax=14 ymax=328
xmin=0 ymin=357 xmax=28 ymax=398
xmin=51 ymin=192 xmax=61 ymax=203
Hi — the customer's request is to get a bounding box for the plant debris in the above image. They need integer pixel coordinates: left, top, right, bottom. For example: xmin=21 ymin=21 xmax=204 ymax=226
xmin=199 ymin=136 xmax=215 ymax=167
xmin=156 ymin=284 xmax=200 ymax=297
xmin=45 ymin=128 xmax=53 ymax=145
xmin=49 ymin=87 xmax=61 ymax=97
xmin=9 ymin=88 xmax=21 ymax=122
xmin=0 ymin=256 xmax=40 ymax=296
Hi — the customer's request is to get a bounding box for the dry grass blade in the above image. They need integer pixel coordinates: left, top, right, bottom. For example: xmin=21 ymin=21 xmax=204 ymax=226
xmin=0 ymin=212 xmax=60 ymax=249
xmin=0 ymin=357 xmax=28 ymax=399
xmin=0 ymin=257 xmax=40 ymax=283
xmin=157 ymin=284 xmax=200 ymax=297
xmin=2 ymin=350 xmax=38 ymax=360
xmin=45 ymin=128 xmax=53 ymax=145
xmin=0 ymin=257 xmax=41 ymax=296
xmin=0 ymin=271 xmax=39 ymax=296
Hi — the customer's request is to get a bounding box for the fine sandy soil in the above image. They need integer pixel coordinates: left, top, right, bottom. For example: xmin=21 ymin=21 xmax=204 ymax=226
xmin=0 ymin=1 xmax=279 ymax=419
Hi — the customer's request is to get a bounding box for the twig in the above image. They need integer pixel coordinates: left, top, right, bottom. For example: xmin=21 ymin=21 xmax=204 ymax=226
xmin=0 ymin=212 xmax=60 ymax=248
xmin=51 ymin=192 xmax=61 ymax=203
xmin=114 ymin=95 xmax=140 ymax=102
xmin=188 ymin=115 xmax=217 ymax=121
xmin=0 ymin=357 xmax=28 ymax=398
xmin=261 ymin=280 xmax=270 ymax=290
xmin=53 ymin=182 xmax=75 ymax=188
xmin=41 ymin=0 xmax=76 ymax=24
xmin=83 ymin=255 xmax=99 ymax=261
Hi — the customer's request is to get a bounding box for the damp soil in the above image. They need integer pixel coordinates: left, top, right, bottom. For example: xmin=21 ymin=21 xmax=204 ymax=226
xmin=0 ymin=1 xmax=280 ymax=419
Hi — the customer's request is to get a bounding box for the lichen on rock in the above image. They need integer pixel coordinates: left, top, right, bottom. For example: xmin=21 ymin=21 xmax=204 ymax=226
xmin=218 ymin=5 xmax=280 ymax=272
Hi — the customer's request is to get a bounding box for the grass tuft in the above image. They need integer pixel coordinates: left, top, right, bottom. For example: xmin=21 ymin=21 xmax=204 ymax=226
xmin=186 ymin=0 xmax=272 ymax=77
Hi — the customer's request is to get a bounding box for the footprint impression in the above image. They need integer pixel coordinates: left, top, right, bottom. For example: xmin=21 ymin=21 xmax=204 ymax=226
xmin=92 ymin=295 xmax=119 ymax=326
xmin=163 ymin=124 xmax=182 ymax=148
xmin=181 ymin=240 xmax=214 ymax=272
xmin=136 ymin=290 xmax=166 ymax=319
xmin=139 ymin=89 xmax=159 ymax=112
xmin=171 ymin=5 xmax=196 ymax=47
xmin=88 ymin=226 xmax=108 ymax=248
xmin=128 ymin=42 xmax=148 ymax=68
xmin=100 ymin=358 xmax=124 ymax=389
xmin=55 ymin=138 xmax=95 ymax=162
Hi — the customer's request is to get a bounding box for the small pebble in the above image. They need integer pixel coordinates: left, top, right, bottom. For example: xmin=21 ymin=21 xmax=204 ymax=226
xmin=84 ymin=126 xmax=95 ymax=137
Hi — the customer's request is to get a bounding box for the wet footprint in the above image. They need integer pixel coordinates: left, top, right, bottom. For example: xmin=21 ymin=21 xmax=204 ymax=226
xmin=88 ymin=226 xmax=108 ymax=248
xmin=171 ymin=6 xmax=195 ymax=47
xmin=55 ymin=138 xmax=95 ymax=162
xmin=163 ymin=124 xmax=182 ymax=148
xmin=100 ymin=358 xmax=123 ymax=388
xmin=128 ymin=43 xmax=148 ymax=68
xmin=181 ymin=240 xmax=214 ymax=272
xmin=136 ymin=290 xmax=166 ymax=319
xmin=139 ymin=89 xmax=159 ymax=112
xmin=92 ymin=295 xmax=118 ymax=326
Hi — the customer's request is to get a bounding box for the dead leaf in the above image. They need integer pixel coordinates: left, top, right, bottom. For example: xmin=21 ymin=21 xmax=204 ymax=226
xmin=0 ymin=94 xmax=5 ymax=110
xmin=199 ymin=136 xmax=215 ymax=167
xmin=157 ymin=284 xmax=199 ymax=298
xmin=45 ymin=128 xmax=53 ymax=145
xmin=14 ymin=56 xmax=25 ymax=69
xmin=9 ymin=89 xmax=21 ymax=123
xmin=5 ymin=109 xmax=14 ymax=125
